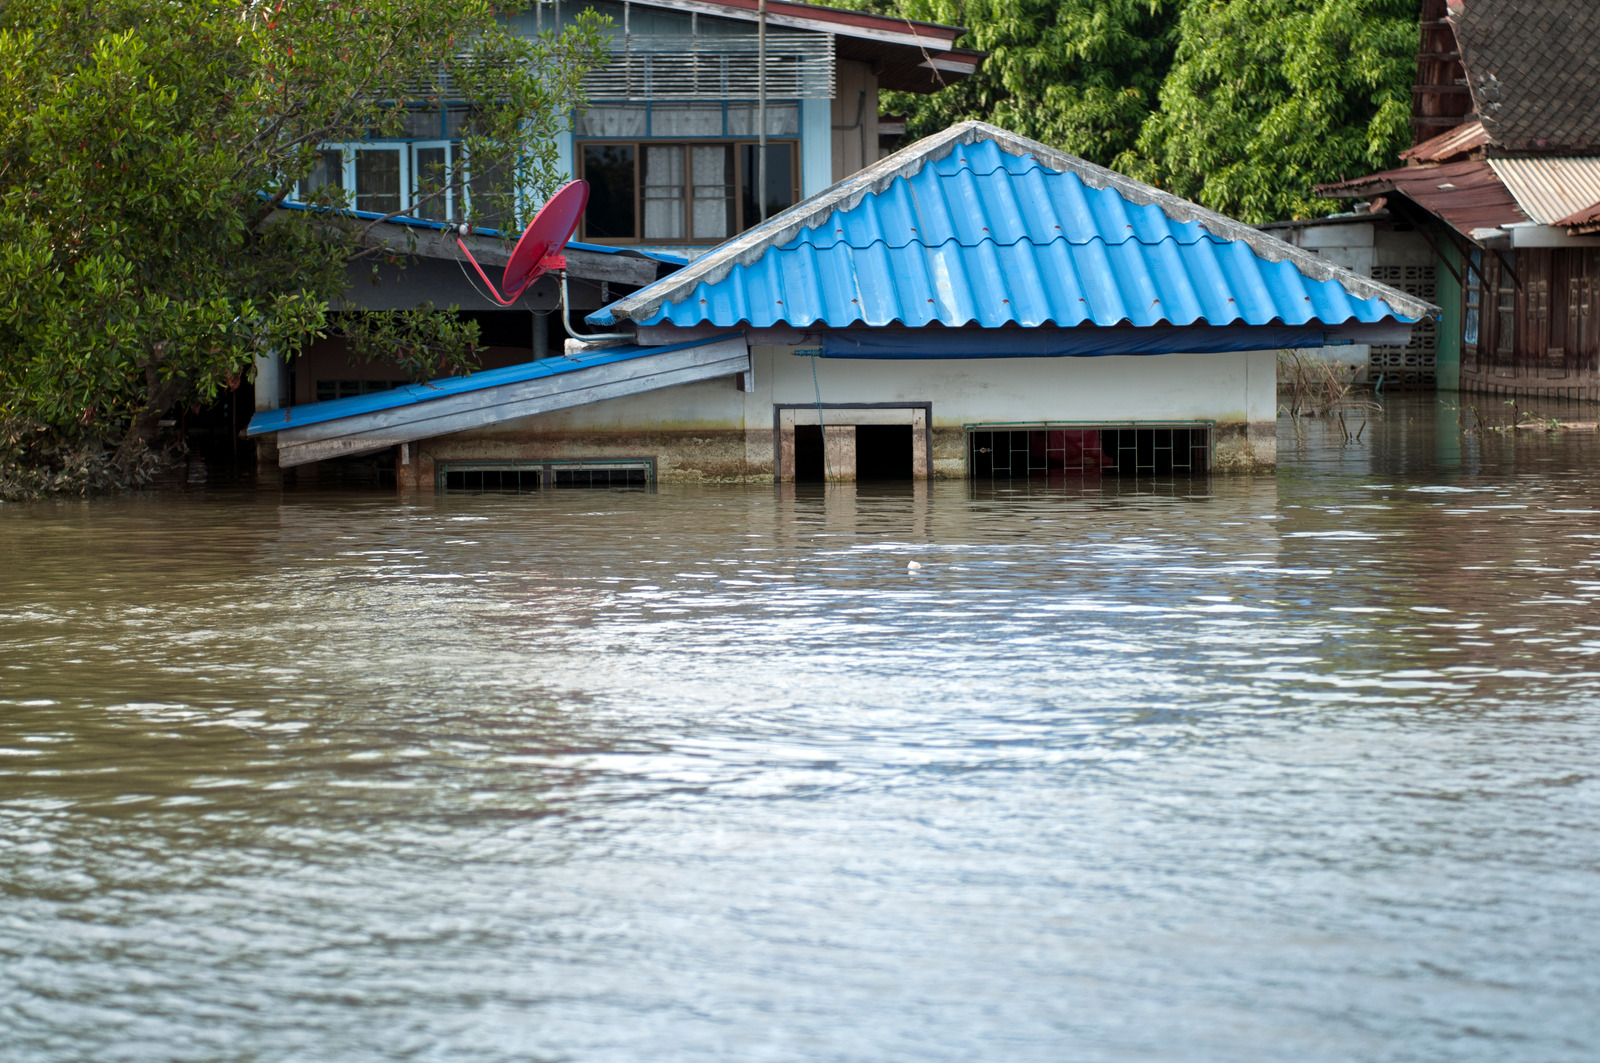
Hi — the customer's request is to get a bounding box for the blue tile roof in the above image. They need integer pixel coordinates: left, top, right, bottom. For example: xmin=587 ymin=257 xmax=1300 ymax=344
xmin=590 ymin=123 xmax=1434 ymax=332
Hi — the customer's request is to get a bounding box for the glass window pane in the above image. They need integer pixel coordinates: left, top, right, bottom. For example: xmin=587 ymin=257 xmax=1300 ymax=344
xmin=727 ymin=102 xmax=799 ymax=136
xmin=643 ymin=145 xmax=685 ymax=240
xmin=1464 ymin=249 xmax=1482 ymax=347
xmin=691 ymin=145 xmax=734 ymax=240
xmin=298 ymin=149 xmax=343 ymax=202
xmin=652 ymin=103 xmax=723 ymax=137
xmin=413 ymin=146 xmax=452 ymax=222
xmin=740 ymin=143 xmax=794 ymax=226
xmin=402 ymin=108 xmax=443 ymax=139
xmin=355 ymin=149 xmax=401 ymax=215
xmin=582 ymin=144 xmax=636 ymax=239
xmin=468 ymin=153 xmax=514 ymax=232
xmin=576 ymin=104 xmax=647 ymax=137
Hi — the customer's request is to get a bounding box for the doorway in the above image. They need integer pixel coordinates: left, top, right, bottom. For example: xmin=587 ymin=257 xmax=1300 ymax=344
xmin=855 ymin=424 xmax=913 ymax=480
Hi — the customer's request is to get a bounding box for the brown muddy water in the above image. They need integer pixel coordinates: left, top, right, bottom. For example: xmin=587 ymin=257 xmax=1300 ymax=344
xmin=2 ymin=397 xmax=1598 ymax=1062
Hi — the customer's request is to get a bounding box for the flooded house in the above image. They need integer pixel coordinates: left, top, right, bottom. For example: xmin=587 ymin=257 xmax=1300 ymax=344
xmin=1312 ymin=0 xmax=1600 ymax=402
xmin=250 ymin=120 xmax=1432 ymax=487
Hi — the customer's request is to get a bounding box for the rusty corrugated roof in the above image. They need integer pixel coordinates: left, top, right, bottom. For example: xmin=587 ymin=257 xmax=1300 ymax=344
xmin=1316 ymin=159 xmax=1527 ymax=236
xmin=1486 ymin=157 xmax=1600 ymax=223
xmin=1554 ymin=198 xmax=1600 ymax=233
xmin=1400 ymin=121 xmax=1490 ymax=163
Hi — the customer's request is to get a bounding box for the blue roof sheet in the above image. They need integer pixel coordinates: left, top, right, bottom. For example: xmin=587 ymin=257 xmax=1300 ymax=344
xmin=246 ymin=334 xmax=736 ymax=436
xmin=590 ymin=135 xmax=1423 ymax=331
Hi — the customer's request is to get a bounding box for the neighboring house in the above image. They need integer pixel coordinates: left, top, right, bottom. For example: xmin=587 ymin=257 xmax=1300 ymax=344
xmin=1314 ymin=0 xmax=1600 ymax=402
xmin=258 ymin=0 xmax=982 ymax=416
xmin=249 ymin=122 xmax=1431 ymax=486
xmin=1258 ymin=209 xmax=1438 ymax=389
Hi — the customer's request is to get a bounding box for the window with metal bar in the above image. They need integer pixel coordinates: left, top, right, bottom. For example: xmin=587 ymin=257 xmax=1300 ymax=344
xmin=967 ymin=425 xmax=1211 ymax=479
xmin=438 ymin=459 xmax=655 ymax=493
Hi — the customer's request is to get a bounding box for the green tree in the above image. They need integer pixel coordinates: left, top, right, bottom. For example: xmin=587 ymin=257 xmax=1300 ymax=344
xmin=0 ymin=0 xmax=606 ymax=486
xmin=1121 ymin=0 xmax=1418 ymax=223
xmin=880 ymin=0 xmax=1180 ymax=167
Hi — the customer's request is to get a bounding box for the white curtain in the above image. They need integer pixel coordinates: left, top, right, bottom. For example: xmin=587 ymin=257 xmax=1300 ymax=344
xmin=691 ymin=146 xmax=733 ymax=240
xmin=643 ymin=146 xmax=685 ymax=239
xmin=576 ymin=104 xmax=647 ymax=138
xmin=726 ymin=102 xmax=799 ymax=136
xmin=652 ymin=103 xmax=723 ymax=137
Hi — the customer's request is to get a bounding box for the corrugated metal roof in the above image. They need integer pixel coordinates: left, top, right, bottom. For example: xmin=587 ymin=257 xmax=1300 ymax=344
xmin=1400 ymin=121 xmax=1490 ymax=163
xmin=246 ymin=334 xmax=737 ymax=436
xmin=1317 ymin=159 xmax=1527 ymax=237
xmin=592 ymin=122 xmax=1431 ymax=331
xmin=1487 ymin=157 xmax=1600 ymax=225
xmin=1555 ymin=197 xmax=1600 ymax=233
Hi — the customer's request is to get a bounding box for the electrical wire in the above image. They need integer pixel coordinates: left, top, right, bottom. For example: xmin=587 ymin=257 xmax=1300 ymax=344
xmin=811 ymin=351 xmax=832 ymax=481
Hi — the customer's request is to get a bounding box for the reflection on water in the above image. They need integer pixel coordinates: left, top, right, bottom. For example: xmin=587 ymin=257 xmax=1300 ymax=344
xmin=2 ymin=397 xmax=1598 ymax=1062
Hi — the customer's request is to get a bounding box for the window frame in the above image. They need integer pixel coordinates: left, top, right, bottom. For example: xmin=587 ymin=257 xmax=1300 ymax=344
xmin=576 ymin=136 xmax=801 ymax=245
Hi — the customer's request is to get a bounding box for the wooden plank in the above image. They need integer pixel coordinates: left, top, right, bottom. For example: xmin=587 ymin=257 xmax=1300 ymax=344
xmin=280 ymin=338 xmax=748 ymax=446
xmin=277 ymin=351 xmax=748 ymax=467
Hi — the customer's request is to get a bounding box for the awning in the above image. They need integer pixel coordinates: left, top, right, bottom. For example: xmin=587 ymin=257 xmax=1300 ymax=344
xmin=248 ymin=335 xmax=747 ymax=467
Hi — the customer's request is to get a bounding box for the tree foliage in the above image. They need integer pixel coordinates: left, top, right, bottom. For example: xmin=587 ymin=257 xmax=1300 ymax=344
xmin=873 ymin=0 xmax=1416 ymax=223
xmin=1120 ymin=0 xmax=1418 ymax=223
xmin=881 ymin=0 xmax=1180 ymax=167
xmin=0 ymin=0 xmax=606 ymax=480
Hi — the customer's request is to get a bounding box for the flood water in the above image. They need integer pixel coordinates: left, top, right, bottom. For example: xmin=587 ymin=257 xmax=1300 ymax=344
xmin=2 ymin=397 xmax=1599 ymax=1062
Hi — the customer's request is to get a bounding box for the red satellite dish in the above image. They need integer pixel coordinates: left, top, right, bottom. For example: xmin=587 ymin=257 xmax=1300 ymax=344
xmin=456 ymin=180 xmax=589 ymax=307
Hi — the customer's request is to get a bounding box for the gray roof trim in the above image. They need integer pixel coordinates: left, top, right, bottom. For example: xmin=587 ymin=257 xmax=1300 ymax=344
xmin=602 ymin=120 xmax=1439 ymax=326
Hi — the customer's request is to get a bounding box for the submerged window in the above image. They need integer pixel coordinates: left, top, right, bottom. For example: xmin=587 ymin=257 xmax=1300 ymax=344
xmin=438 ymin=459 xmax=655 ymax=493
xmin=968 ymin=425 xmax=1211 ymax=479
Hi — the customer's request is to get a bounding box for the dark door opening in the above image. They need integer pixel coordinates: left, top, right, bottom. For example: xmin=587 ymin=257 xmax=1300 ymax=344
xmin=855 ymin=423 xmax=913 ymax=480
xmin=794 ymin=423 xmax=824 ymax=482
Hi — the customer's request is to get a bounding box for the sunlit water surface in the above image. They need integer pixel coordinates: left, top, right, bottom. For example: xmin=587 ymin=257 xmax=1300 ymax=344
xmin=2 ymin=399 xmax=1598 ymax=1062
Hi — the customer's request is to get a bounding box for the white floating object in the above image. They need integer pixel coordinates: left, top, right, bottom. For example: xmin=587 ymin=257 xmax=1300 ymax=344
xmin=906 ymin=560 xmax=922 ymax=570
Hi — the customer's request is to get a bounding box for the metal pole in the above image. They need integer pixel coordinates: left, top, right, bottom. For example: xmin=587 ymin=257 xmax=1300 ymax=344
xmin=758 ymin=0 xmax=768 ymax=223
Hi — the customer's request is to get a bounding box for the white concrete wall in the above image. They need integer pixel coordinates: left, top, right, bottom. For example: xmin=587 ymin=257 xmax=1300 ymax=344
xmin=462 ymin=346 xmax=1279 ymax=474
xmin=481 ymin=347 xmax=1272 ymax=430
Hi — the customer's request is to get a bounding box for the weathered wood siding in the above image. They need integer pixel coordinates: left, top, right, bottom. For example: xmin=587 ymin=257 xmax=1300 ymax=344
xmin=1461 ymin=247 xmax=1600 ymax=400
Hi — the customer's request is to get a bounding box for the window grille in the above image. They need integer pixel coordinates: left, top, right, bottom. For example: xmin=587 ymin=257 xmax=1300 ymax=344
xmin=408 ymin=34 xmax=835 ymax=103
xmin=438 ymin=459 xmax=654 ymax=493
xmin=1369 ymin=265 xmax=1438 ymax=388
xmin=586 ymin=33 xmax=835 ymax=101
xmin=967 ymin=424 xmax=1211 ymax=479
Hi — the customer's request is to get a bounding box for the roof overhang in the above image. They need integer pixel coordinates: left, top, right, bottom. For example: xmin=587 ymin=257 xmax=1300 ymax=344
xmin=811 ymin=321 xmax=1416 ymax=359
xmin=632 ymin=0 xmax=983 ymax=92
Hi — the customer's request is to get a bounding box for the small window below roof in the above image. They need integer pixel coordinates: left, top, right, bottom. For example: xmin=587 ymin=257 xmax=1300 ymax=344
xmin=968 ymin=424 xmax=1212 ymax=479
xmin=437 ymin=459 xmax=655 ymax=493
